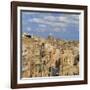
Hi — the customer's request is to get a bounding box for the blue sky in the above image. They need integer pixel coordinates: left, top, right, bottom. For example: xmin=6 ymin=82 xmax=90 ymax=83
xmin=21 ymin=11 xmax=80 ymax=40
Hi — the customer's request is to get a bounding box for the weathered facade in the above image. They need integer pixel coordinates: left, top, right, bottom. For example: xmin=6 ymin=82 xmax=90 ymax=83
xmin=21 ymin=34 xmax=79 ymax=78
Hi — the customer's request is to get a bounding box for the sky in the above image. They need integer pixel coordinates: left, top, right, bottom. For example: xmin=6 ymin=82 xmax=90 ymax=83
xmin=21 ymin=11 xmax=80 ymax=40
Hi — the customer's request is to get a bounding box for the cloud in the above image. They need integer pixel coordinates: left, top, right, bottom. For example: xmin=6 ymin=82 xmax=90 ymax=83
xmin=38 ymin=24 xmax=47 ymax=28
xmin=26 ymin=27 xmax=31 ymax=31
xmin=28 ymin=17 xmax=67 ymax=28
xmin=36 ymin=29 xmax=47 ymax=32
xmin=43 ymin=16 xmax=56 ymax=21
xmin=53 ymin=28 xmax=63 ymax=32
xmin=64 ymin=14 xmax=79 ymax=25
xmin=43 ymin=14 xmax=79 ymax=24
xmin=22 ymin=12 xmax=38 ymax=15
xmin=26 ymin=12 xmax=79 ymax=33
xmin=44 ymin=15 xmax=68 ymax=23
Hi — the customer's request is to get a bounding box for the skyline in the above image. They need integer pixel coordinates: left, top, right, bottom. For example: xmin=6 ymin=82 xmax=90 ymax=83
xmin=21 ymin=11 xmax=80 ymax=40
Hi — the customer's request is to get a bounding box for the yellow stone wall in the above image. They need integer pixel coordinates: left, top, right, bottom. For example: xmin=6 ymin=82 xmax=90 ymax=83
xmin=21 ymin=34 xmax=79 ymax=78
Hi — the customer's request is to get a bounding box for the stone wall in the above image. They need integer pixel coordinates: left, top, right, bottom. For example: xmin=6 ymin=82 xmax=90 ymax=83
xmin=21 ymin=34 xmax=79 ymax=78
